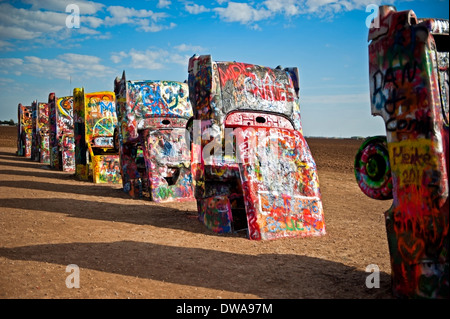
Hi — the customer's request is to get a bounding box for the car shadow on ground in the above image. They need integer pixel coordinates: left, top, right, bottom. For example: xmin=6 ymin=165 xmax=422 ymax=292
xmin=0 ymin=240 xmax=392 ymax=299
xmin=0 ymin=197 xmax=206 ymax=235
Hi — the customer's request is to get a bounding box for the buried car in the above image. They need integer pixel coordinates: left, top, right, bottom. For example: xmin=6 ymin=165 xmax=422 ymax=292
xmin=354 ymin=6 xmax=449 ymax=298
xmin=113 ymin=71 xmax=194 ymax=202
xmin=188 ymin=54 xmax=326 ymax=240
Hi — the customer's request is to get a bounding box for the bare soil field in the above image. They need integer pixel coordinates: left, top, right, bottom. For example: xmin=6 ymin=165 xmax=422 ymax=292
xmin=0 ymin=125 xmax=394 ymax=300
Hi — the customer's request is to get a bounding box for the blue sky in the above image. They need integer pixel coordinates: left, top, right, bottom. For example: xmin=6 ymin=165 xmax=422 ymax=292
xmin=0 ymin=0 xmax=448 ymax=137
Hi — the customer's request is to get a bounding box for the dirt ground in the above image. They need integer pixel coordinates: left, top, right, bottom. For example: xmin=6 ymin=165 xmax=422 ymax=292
xmin=0 ymin=125 xmax=394 ymax=300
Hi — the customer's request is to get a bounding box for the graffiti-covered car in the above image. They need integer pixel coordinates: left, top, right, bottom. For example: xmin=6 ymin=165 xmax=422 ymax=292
xmin=17 ymin=103 xmax=32 ymax=158
xmin=355 ymin=5 xmax=449 ymax=298
xmin=30 ymin=101 xmax=50 ymax=164
xmin=113 ymin=71 xmax=194 ymax=202
xmin=73 ymin=88 xmax=121 ymax=184
xmin=48 ymin=93 xmax=75 ymax=172
xmin=188 ymin=54 xmax=325 ymax=240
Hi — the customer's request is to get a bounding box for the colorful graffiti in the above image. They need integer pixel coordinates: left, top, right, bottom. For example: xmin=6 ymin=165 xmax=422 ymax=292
xmin=188 ymin=54 xmax=325 ymax=240
xmin=92 ymin=155 xmax=121 ymax=184
xmin=38 ymin=102 xmax=50 ymax=164
xmin=48 ymin=93 xmax=58 ymax=168
xmin=31 ymin=101 xmax=39 ymax=161
xmin=57 ymin=96 xmax=75 ymax=172
xmin=48 ymin=94 xmax=75 ymax=172
xmin=359 ymin=6 xmax=449 ymax=298
xmin=113 ymin=72 xmax=194 ymax=202
xmin=236 ymin=127 xmax=325 ymax=240
xmin=30 ymin=102 xmax=50 ymax=163
xmin=73 ymin=88 xmax=121 ymax=184
xmin=355 ymin=136 xmax=393 ymax=200
xmin=17 ymin=103 xmax=32 ymax=158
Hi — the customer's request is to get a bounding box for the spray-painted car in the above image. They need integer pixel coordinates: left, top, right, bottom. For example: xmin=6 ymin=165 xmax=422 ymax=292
xmin=113 ymin=71 xmax=194 ymax=202
xmin=30 ymin=101 xmax=50 ymax=164
xmin=188 ymin=54 xmax=325 ymax=240
xmin=48 ymin=93 xmax=75 ymax=172
xmin=73 ymin=88 xmax=121 ymax=184
xmin=31 ymin=100 xmax=39 ymax=161
xmin=354 ymin=5 xmax=449 ymax=298
xmin=17 ymin=103 xmax=32 ymax=157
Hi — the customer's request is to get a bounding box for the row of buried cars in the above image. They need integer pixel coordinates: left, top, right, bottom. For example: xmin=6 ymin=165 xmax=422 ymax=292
xmin=14 ymin=6 xmax=449 ymax=298
xmin=17 ymin=56 xmax=324 ymax=240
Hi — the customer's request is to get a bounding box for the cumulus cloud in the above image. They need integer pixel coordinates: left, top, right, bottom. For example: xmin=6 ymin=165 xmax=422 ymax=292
xmin=0 ymin=40 xmax=14 ymax=51
xmin=0 ymin=3 xmax=66 ymax=37
xmin=185 ymin=3 xmax=210 ymax=14
xmin=22 ymin=0 xmax=104 ymax=14
xmin=174 ymin=43 xmax=206 ymax=53
xmin=0 ymin=53 xmax=114 ymax=79
xmin=264 ymin=0 xmax=303 ymax=16
xmin=212 ymin=0 xmax=394 ymax=25
xmin=157 ymin=0 xmax=172 ymax=9
xmin=0 ymin=26 xmax=40 ymax=41
xmin=110 ymin=47 xmax=192 ymax=70
xmin=214 ymin=2 xmax=272 ymax=24
xmin=110 ymin=51 xmax=128 ymax=64
xmin=0 ymin=58 xmax=24 ymax=76
xmin=0 ymin=1 xmax=181 ymax=49
xmin=0 ymin=2 xmax=103 ymax=44
xmin=105 ymin=6 xmax=166 ymax=25
xmin=104 ymin=5 xmax=176 ymax=32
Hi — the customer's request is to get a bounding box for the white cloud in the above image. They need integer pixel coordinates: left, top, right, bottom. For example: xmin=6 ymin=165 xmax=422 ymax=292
xmin=0 ymin=2 xmax=176 ymax=49
xmin=138 ymin=21 xmax=176 ymax=32
xmin=83 ymin=16 xmax=104 ymax=29
xmin=105 ymin=6 xmax=167 ymax=25
xmin=214 ymin=2 xmax=272 ymax=24
xmin=0 ymin=3 xmax=67 ymax=38
xmin=263 ymin=0 xmax=303 ymax=16
xmin=104 ymin=5 xmax=175 ymax=32
xmin=0 ymin=58 xmax=24 ymax=75
xmin=0 ymin=2 xmax=105 ymax=45
xmin=0 ymin=40 xmax=14 ymax=51
xmin=22 ymin=0 xmax=104 ymax=15
xmin=110 ymin=47 xmax=191 ymax=70
xmin=110 ymin=51 xmax=128 ymax=64
xmin=127 ymin=49 xmax=167 ymax=70
xmin=0 ymin=54 xmax=114 ymax=80
xmin=0 ymin=26 xmax=40 ymax=40
xmin=174 ymin=43 xmax=206 ymax=53
xmin=185 ymin=3 xmax=210 ymax=14
xmin=211 ymin=0 xmax=394 ymax=25
xmin=0 ymin=77 xmax=15 ymax=84
xmin=157 ymin=0 xmax=172 ymax=9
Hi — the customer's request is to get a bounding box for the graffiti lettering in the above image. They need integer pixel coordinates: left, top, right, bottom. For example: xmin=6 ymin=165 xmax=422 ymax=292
xmin=217 ymin=62 xmax=296 ymax=114
xmin=389 ymin=139 xmax=439 ymax=187
xmin=99 ymin=101 xmax=114 ymax=114
xmin=372 ymin=61 xmax=419 ymax=114
xmin=385 ymin=117 xmax=430 ymax=133
xmin=390 ymin=140 xmax=435 ymax=167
